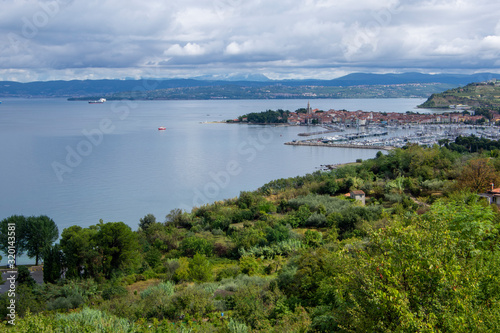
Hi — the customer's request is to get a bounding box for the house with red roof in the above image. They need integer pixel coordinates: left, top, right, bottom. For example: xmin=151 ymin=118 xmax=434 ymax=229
xmin=479 ymin=184 xmax=500 ymax=205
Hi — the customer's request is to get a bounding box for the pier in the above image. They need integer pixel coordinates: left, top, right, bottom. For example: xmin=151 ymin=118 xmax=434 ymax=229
xmin=285 ymin=141 xmax=394 ymax=150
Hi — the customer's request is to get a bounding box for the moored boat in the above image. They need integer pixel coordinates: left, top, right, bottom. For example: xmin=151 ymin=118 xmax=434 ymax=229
xmin=158 ymin=126 xmax=166 ymax=130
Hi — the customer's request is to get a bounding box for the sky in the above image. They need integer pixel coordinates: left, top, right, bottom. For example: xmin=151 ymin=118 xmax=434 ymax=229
xmin=1 ymin=0 xmax=500 ymax=82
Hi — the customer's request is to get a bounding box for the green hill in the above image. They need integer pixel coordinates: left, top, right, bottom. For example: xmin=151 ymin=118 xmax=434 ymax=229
xmin=419 ymin=80 xmax=500 ymax=108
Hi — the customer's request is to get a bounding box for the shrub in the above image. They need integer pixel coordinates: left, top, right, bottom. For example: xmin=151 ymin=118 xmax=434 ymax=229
xmin=55 ymin=307 xmax=136 ymax=332
xmin=217 ymin=265 xmax=241 ymax=281
xmin=17 ymin=266 xmax=36 ymax=287
xmin=228 ymin=318 xmax=249 ymax=333
xmin=306 ymin=212 xmax=327 ymax=227
xmin=239 ymin=256 xmax=262 ymax=276
xmin=189 ymin=253 xmax=213 ymax=282
xmin=289 ymin=194 xmax=351 ymax=215
xmin=140 ymin=281 xmax=175 ymax=299
xmin=101 ymin=285 xmax=128 ymax=300
xmin=180 ymin=236 xmax=214 ymax=257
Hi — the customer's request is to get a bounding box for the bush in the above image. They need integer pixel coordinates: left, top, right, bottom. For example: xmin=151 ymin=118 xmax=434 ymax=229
xmin=306 ymin=212 xmax=327 ymax=227
xmin=228 ymin=318 xmax=249 ymax=333
xmin=189 ymin=253 xmax=213 ymax=282
xmin=47 ymin=293 xmax=85 ymax=311
xmin=101 ymin=285 xmax=128 ymax=300
xmin=180 ymin=236 xmax=214 ymax=257
xmin=140 ymin=281 xmax=175 ymax=299
xmin=55 ymin=308 xmax=136 ymax=332
xmin=289 ymin=194 xmax=351 ymax=215
xmin=239 ymin=256 xmax=263 ymax=276
xmin=217 ymin=265 xmax=241 ymax=281
xmin=17 ymin=266 xmax=36 ymax=287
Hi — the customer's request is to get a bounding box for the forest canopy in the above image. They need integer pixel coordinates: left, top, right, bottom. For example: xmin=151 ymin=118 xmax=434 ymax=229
xmin=3 ymin=136 xmax=500 ymax=332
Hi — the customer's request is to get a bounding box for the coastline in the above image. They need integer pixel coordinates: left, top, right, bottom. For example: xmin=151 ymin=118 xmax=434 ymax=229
xmin=284 ymin=141 xmax=394 ymax=151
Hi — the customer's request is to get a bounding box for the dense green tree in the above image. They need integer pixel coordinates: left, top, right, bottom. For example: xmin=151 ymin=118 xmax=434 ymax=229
xmin=143 ymin=245 xmax=161 ymax=269
xmin=188 ymin=253 xmax=213 ymax=282
xmin=232 ymin=226 xmax=267 ymax=250
xmin=42 ymin=244 xmax=64 ymax=284
xmin=0 ymin=215 xmax=27 ymax=266
xmin=265 ymin=224 xmax=290 ymax=244
xmin=165 ymin=208 xmax=192 ymax=228
xmin=60 ymin=225 xmax=99 ymax=278
xmin=25 ymin=215 xmax=59 ymax=265
xmin=138 ymin=213 xmax=156 ymax=231
xmin=304 ymin=230 xmax=323 ymax=247
xmin=173 ymin=257 xmax=190 ymax=283
xmin=94 ymin=221 xmax=140 ymax=278
xmin=457 ymin=157 xmax=500 ymax=193
xmin=180 ymin=236 xmax=213 ymax=257
xmin=17 ymin=266 xmax=36 ymax=287
xmin=239 ymin=109 xmax=290 ymax=123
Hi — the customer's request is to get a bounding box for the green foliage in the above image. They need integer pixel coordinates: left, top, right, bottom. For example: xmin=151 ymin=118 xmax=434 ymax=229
xmin=189 ymin=253 xmax=213 ymax=282
xmin=265 ymin=224 xmax=290 ymax=244
xmin=173 ymin=257 xmax=190 ymax=283
xmin=25 ymin=215 xmax=59 ymax=265
xmin=60 ymin=225 xmax=99 ymax=279
xmin=239 ymin=239 xmax=304 ymax=259
xmin=101 ymin=284 xmax=128 ymax=300
xmin=138 ymin=213 xmax=156 ymax=231
xmin=140 ymin=281 xmax=175 ymax=299
xmin=327 ymin=205 xmax=382 ymax=238
xmin=165 ymin=208 xmax=192 ymax=228
xmin=306 ymin=212 xmax=327 ymax=227
xmin=424 ymin=192 xmax=495 ymax=258
xmin=56 ymin=308 xmax=136 ymax=332
xmin=239 ymin=109 xmax=290 ymax=124
xmin=288 ymin=194 xmax=352 ymax=215
xmin=180 ymin=236 xmax=214 ymax=257
xmin=95 ymin=221 xmax=140 ymax=278
xmin=232 ymin=226 xmax=266 ymax=250
xmin=47 ymin=293 xmax=85 ymax=311
xmin=17 ymin=266 xmax=36 ymax=287
xmin=216 ymin=265 xmax=241 ymax=281
xmin=304 ymin=230 xmax=323 ymax=247
xmin=449 ymin=134 xmax=500 ymax=153
xmin=0 ymin=215 xmax=28 ymax=264
xmin=239 ymin=255 xmax=262 ymax=276
xmin=43 ymin=244 xmax=64 ymax=284
xmin=228 ymin=318 xmax=249 ymax=333
xmin=9 ymin=142 xmax=500 ymax=332
xmin=144 ymin=245 xmax=162 ymax=268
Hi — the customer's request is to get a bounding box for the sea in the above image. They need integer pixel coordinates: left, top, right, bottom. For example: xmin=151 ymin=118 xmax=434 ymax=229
xmin=0 ymin=97 xmax=432 ymax=264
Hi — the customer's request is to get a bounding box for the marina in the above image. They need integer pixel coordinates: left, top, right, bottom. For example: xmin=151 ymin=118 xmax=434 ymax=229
xmin=285 ymin=124 xmax=500 ymax=150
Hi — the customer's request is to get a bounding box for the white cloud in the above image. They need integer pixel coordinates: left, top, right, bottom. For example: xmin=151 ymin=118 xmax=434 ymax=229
xmin=164 ymin=43 xmax=206 ymax=56
xmin=1 ymin=0 xmax=500 ymax=81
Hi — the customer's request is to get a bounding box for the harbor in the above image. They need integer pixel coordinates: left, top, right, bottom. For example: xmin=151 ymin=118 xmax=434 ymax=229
xmin=285 ymin=123 xmax=500 ymax=150
xmin=285 ymin=141 xmax=393 ymax=150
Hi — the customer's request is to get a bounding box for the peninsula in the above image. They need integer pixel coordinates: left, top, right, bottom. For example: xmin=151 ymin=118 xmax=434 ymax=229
xmin=418 ymin=79 xmax=500 ymax=109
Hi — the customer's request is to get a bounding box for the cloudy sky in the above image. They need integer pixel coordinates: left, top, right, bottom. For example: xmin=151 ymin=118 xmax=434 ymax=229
xmin=1 ymin=0 xmax=500 ymax=82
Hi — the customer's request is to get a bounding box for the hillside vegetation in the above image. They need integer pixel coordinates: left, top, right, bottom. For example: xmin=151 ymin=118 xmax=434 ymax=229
xmin=419 ymin=81 xmax=500 ymax=109
xmin=3 ymin=136 xmax=500 ymax=332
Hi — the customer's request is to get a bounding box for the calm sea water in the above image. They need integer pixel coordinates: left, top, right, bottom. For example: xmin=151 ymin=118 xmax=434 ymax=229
xmin=0 ymin=98 xmax=429 ymax=263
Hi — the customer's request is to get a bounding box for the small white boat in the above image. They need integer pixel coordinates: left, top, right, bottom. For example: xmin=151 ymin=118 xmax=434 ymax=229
xmin=158 ymin=127 xmax=166 ymax=131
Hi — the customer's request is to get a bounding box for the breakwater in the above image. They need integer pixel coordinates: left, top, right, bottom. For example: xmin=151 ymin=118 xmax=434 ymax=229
xmin=284 ymin=141 xmax=394 ymax=150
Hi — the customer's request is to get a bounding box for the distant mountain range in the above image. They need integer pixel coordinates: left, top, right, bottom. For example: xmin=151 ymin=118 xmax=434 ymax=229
xmin=0 ymin=72 xmax=498 ymax=99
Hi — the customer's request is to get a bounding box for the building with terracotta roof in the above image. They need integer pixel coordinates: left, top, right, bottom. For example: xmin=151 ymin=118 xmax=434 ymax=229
xmin=479 ymin=184 xmax=500 ymax=205
xmin=350 ymin=190 xmax=366 ymax=205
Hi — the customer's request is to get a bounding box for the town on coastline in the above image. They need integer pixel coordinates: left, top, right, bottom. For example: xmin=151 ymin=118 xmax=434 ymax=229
xmin=231 ymin=101 xmax=500 ymax=150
